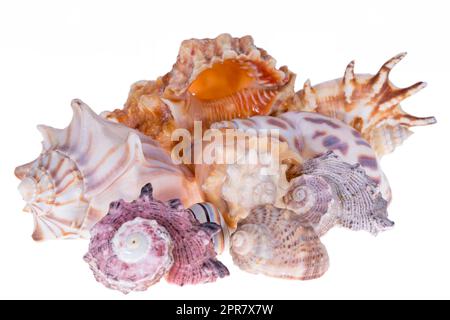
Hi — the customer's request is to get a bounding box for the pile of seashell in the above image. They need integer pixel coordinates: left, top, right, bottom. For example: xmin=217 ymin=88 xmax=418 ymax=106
xmin=15 ymin=34 xmax=436 ymax=293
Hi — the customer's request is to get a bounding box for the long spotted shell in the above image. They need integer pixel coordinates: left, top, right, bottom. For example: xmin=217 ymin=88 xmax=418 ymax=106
xmin=212 ymin=112 xmax=392 ymax=201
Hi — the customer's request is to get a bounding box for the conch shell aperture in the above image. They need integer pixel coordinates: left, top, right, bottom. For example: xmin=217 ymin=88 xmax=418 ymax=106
xmin=161 ymin=34 xmax=296 ymax=129
xmin=105 ymin=34 xmax=296 ymax=149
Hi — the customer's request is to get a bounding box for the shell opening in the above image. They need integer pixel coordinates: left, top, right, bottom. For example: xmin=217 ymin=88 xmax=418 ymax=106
xmin=185 ymin=59 xmax=280 ymax=118
xmin=188 ymin=60 xmax=256 ymax=100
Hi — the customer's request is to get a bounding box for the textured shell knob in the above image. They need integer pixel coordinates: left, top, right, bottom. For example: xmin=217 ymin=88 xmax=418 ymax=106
xmin=18 ymin=177 xmax=37 ymax=204
xmin=230 ymin=230 xmax=254 ymax=256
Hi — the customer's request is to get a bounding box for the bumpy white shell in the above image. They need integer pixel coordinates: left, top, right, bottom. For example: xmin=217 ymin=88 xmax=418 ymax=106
xmin=195 ymin=132 xmax=300 ymax=228
xmin=230 ymin=204 xmax=329 ymax=280
xmin=160 ymin=33 xmax=295 ymax=130
xmin=14 ymin=99 xmax=203 ymax=240
xmin=212 ymin=111 xmax=392 ymax=201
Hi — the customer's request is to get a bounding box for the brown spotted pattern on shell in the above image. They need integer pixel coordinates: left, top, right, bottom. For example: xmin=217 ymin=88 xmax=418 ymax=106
xmin=283 ymin=53 xmax=436 ymax=157
xmin=230 ymin=204 xmax=329 ymax=280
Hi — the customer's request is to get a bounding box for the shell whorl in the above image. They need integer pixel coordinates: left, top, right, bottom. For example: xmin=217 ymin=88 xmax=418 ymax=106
xmin=299 ymin=151 xmax=393 ymax=235
xmin=84 ymin=216 xmax=174 ymax=294
xmin=282 ymin=175 xmax=333 ymax=225
xmin=15 ymin=150 xmax=87 ymax=240
xmin=230 ymin=224 xmax=273 ymax=258
xmin=85 ymin=183 xmax=229 ymax=293
xmin=18 ymin=177 xmax=38 ymax=205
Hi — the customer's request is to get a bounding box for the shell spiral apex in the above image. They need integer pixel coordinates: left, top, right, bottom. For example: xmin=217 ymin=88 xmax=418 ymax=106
xmin=84 ymin=216 xmax=174 ymax=294
xmin=282 ymin=174 xmax=333 ymax=224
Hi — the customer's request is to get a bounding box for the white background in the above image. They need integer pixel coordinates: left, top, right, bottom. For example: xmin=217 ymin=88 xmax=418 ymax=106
xmin=0 ymin=0 xmax=448 ymax=299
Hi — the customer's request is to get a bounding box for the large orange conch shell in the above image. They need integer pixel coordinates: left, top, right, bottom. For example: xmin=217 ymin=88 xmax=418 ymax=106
xmin=161 ymin=34 xmax=295 ymax=130
xmin=284 ymin=53 xmax=436 ymax=157
xmin=105 ymin=34 xmax=296 ymax=149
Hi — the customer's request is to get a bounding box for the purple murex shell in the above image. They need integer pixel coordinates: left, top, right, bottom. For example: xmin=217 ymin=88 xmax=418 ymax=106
xmin=287 ymin=151 xmax=394 ymax=236
xmin=84 ymin=183 xmax=229 ymax=294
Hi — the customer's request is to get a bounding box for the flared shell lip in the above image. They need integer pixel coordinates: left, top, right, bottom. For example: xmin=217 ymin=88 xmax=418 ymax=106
xmin=161 ymin=34 xmax=292 ymax=99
